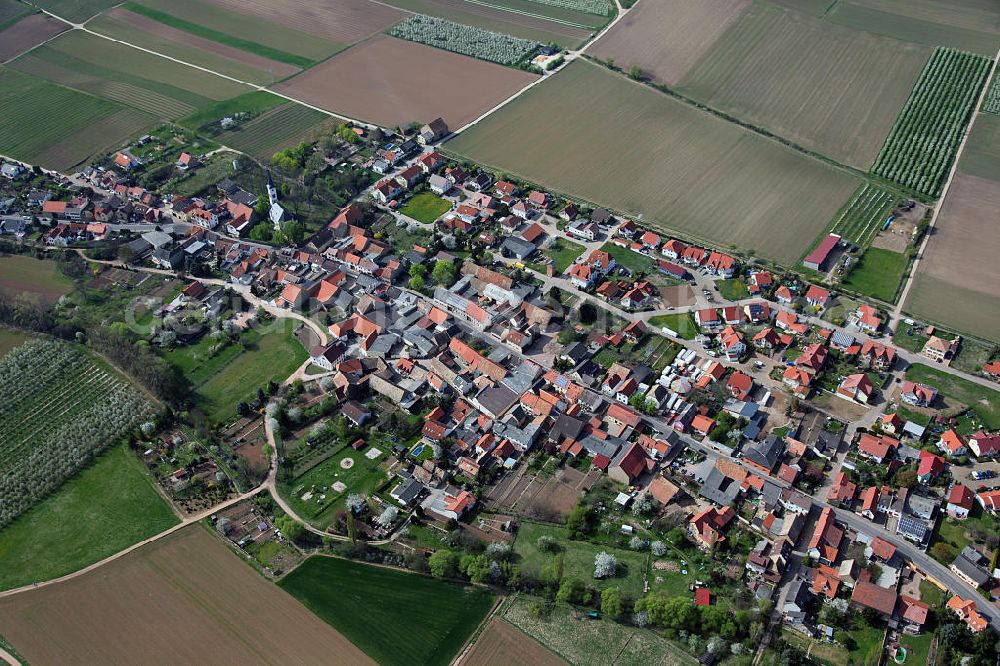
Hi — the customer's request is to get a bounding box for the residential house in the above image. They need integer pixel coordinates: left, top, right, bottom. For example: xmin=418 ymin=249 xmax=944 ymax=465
xmin=689 ymin=506 xmax=735 ymax=551
xmin=695 ymin=308 xmax=721 ymax=332
xmin=609 ymin=442 xmax=654 ymax=485
xmin=950 ymin=546 xmax=991 ymax=589
xmin=850 ymin=581 xmax=898 ymax=619
xmin=805 ymin=285 xmax=831 ymax=309
xmin=837 ymin=373 xmax=874 ymax=404
xmin=807 ymin=507 xmax=843 ymax=565
xmin=900 ymin=381 xmax=937 ymax=407
xmin=969 ymin=431 xmax=1000 ymax=459
xmin=916 ymin=450 xmax=944 ymax=483
xmin=938 ymin=429 xmax=967 ymax=457
xmin=946 ymin=596 xmax=989 ymax=633
xmin=947 ymin=484 xmax=975 ymax=519
xmin=923 ymin=335 xmax=959 ymax=362
xmin=727 ymin=372 xmax=754 ymax=401
xmin=855 ymin=305 xmax=882 ymax=334
xmin=859 ymin=340 xmax=896 ymax=371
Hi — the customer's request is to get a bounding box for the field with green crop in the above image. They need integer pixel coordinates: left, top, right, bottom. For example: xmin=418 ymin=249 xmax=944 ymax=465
xmin=11 ymin=30 xmax=251 ymax=119
xmin=841 ymin=248 xmax=908 ymax=303
xmin=0 ymin=254 xmax=73 ymax=305
xmin=447 ymin=60 xmax=859 ymax=265
xmin=871 ymin=47 xmax=991 ymax=197
xmin=0 ymin=339 xmax=155 ymax=529
xmin=674 ymin=2 xmax=930 ymax=169
xmin=958 ymin=112 xmax=1000 ymax=181
xmin=0 ymin=444 xmax=178 ymax=591
xmin=0 ymin=67 xmax=155 ymax=169
xmin=279 ymin=555 xmax=495 ymax=666
xmin=824 ymin=0 xmax=1000 ymax=57
xmin=164 ymin=323 xmax=308 ymax=423
xmin=214 ymin=102 xmax=333 ymax=160
xmin=824 ymin=184 xmax=897 ymax=248
xmin=0 ymin=0 xmax=27 ymax=25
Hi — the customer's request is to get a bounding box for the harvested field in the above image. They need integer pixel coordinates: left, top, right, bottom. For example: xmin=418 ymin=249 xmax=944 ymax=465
xmin=464 ymin=618 xmax=567 ymax=666
xmin=676 ymin=2 xmax=930 ymax=169
xmin=216 ymin=102 xmax=334 ymax=160
xmin=447 ymin=60 xmax=859 ymax=264
xmin=204 ymin=0 xmax=403 ymax=45
xmin=273 ymin=35 xmax=537 ymax=129
xmin=382 ymin=0 xmax=592 ymax=48
xmin=0 ymin=66 xmax=154 ymax=169
xmin=0 ymin=13 xmax=69 ymax=63
xmin=825 ymin=0 xmax=1000 ymax=57
xmin=0 ymin=526 xmax=373 ymax=665
xmin=11 ymin=30 xmax=251 ymax=119
xmin=905 ymin=173 xmax=1000 ymax=342
xmin=589 ymin=0 xmax=749 ymax=85
xmin=89 ymin=8 xmax=299 ymax=85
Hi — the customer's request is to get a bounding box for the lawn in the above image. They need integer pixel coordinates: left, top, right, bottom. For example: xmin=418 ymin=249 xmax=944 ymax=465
xmin=400 ymin=192 xmax=452 ymax=224
xmin=278 ymin=442 xmax=388 ymax=528
xmin=906 ymin=363 xmax=1000 ymax=429
xmin=716 ymin=278 xmax=749 ymax=301
xmin=649 ymin=312 xmax=698 ymax=340
xmin=929 ymin=518 xmax=972 ymax=563
xmin=501 ymin=594 xmax=697 ymax=665
xmin=165 ymin=323 xmax=308 ymax=423
xmin=897 ymin=630 xmax=933 ymax=666
xmin=846 ymin=624 xmax=884 ymax=666
xmin=513 ymin=521 xmax=648 ymax=598
xmin=782 ymin=629 xmax=849 ymax=666
xmin=0 ymin=326 xmax=30 ymax=358
xmin=447 ymin=60 xmax=859 ymax=265
xmin=919 ymin=578 xmax=944 ymax=607
xmin=842 ymin=248 xmax=909 ymax=303
xmin=600 ymin=242 xmax=653 ymax=275
xmin=178 ymin=90 xmax=286 ymax=130
xmin=546 ymin=237 xmax=585 ymax=273
xmin=279 ymin=555 xmax=496 ymax=666
xmin=0 ymin=445 xmax=178 ymax=591
xmin=892 ymin=324 xmax=930 ymax=354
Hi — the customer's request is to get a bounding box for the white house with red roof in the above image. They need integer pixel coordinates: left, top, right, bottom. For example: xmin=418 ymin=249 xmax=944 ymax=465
xmin=837 ymin=373 xmax=874 ymax=404
xmin=947 ymin=484 xmax=975 ymax=519
xmin=805 ymin=285 xmax=831 ymax=308
xmin=695 ymin=308 xmax=721 ymax=332
xmin=969 ymin=431 xmax=1000 ymax=459
xmin=937 ymin=429 xmax=967 ymax=457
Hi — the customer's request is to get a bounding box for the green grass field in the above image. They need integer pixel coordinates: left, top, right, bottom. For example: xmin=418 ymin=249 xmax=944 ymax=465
xmin=278 ymin=443 xmax=388 ymax=528
xmin=0 ymin=445 xmax=178 ymax=591
xmin=846 ymin=624 xmax=884 ymax=665
xmin=716 ymin=278 xmax=749 ymax=301
xmin=279 ymin=555 xmax=495 ymax=666
xmin=547 ymin=237 xmax=585 ymax=273
xmin=0 ymin=67 xmax=155 ymax=169
xmin=600 ymin=242 xmax=653 ymax=275
xmin=400 ymin=192 xmax=452 ymax=224
xmin=959 ymin=112 xmax=1000 ymax=181
xmin=929 ymin=517 xmax=972 ymax=563
xmin=841 ymin=247 xmax=908 ymax=303
xmin=919 ymin=578 xmax=944 ymax=607
xmin=676 ymin=2 xmax=930 ymax=170
xmin=513 ymin=521 xmax=648 ymax=598
xmin=502 ymin=594 xmax=697 ymax=665
xmin=906 ymin=363 xmax=1000 ymax=429
xmin=448 ymin=61 xmax=859 ymax=265
xmin=648 ymin=312 xmax=697 ymax=340
xmin=11 ymin=30 xmax=250 ymax=119
xmin=165 ymin=323 xmax=308 ymax=423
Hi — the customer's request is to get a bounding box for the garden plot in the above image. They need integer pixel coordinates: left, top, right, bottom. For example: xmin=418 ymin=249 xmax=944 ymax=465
xmin=0 ymin=339 xmax=155 ymax=529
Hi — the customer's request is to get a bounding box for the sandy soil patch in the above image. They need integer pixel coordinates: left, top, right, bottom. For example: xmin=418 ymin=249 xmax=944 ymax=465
xmin=105 ymin=7 xmax=298 ymax=78
xmin=273 ymin=35 xmax=537 ymax=129
xmin=0 ymin=13 xmax=69 ymax=62
xmin=464 ymin=618 xmax=566 ymax=666
xmin=589 ymin=0 xmax=748 ymax=85
xmin=0 ymin=526 xmax=373 ymax=665
xmin=206 ymin=0 xmax=403 ymax=43
xmin=659 ymin=285 xmax=695 ymax=308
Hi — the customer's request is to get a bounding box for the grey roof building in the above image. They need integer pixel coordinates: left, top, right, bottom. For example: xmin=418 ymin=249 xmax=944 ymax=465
xmin=744 ymin=434 xmax=785 ymax=472
xmin=950 ymin=546 xmax=991 ymax=588
xmin=699 ymin=467 xmax=742 ymax=507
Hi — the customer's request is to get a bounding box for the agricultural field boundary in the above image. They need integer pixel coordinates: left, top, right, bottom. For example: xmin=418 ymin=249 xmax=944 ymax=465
xmin=462 ymin=0 xmax=598 ymax=29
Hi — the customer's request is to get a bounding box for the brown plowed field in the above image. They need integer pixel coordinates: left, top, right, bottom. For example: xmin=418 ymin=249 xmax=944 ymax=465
xmin=0 ymin=526 xmax=374 ymax=665
xmin=464 ymin=619 xmax=567 ymax=666
xmin=104 ymin=7 xmax=299 ymax=79
xmin=273 ymin=35 xmax=537 ymax=129
xmin=588 ymin=0 xmax=749 ymax=85
xmin=0 ymin=13 xmax=69 ymax=62
xmin=206 ymin=0 xmax=404 ymax=43
xmin=904 ymin=172 xmax=1000 ymax=342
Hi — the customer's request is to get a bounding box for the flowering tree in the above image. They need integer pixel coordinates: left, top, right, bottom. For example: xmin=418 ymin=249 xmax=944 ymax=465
xmin=594 ymin=552 xmax=617 ymax=579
